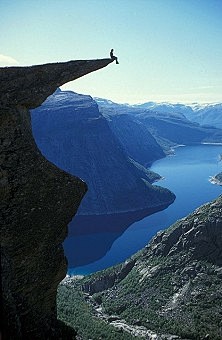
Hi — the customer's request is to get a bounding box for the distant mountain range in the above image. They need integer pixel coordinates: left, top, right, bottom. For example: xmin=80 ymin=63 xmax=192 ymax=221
xmin=132 ymin=101 xmax=222 ymax=129
xmin=31 ymin=89 xmax=175 ymax=216
xmin=31 ymin=91 xmax=222 ymax=215
xmin=96 ymin=98 xmax=222 ymax=157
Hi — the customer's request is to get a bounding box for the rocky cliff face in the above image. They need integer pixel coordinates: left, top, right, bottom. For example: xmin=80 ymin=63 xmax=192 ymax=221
xmin=0 ymin=58 xmax=113 ymax=339
xmin=215 ymin=172 xmax=222 ymax=185
xmin=31 ymin=89 xmax=175 ymax=215
xmin=61 ymin=195 xmax=222 ymax=339
xmin=96 ymin=98 xmax=166 ymax=165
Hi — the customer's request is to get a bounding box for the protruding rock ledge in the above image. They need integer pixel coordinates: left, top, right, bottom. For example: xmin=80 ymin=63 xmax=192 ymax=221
xmin=0 ymin=58 xmax=114 ymax=109
xmin=0 ymin=58 xmax=113 ymax=338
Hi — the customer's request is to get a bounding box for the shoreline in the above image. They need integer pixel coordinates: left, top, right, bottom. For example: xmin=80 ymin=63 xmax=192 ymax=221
xmin=201 ymin=142 xmax=222 ymax=146
xmin=209 ymin=176 xmax=222 ymax=186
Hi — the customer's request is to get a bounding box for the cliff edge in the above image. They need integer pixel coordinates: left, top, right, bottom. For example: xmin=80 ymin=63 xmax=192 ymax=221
xmin=0 ymin=58 xmax=113 ymax=339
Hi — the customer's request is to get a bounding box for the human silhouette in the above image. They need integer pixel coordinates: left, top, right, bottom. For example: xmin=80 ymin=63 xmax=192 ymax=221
xmin=110 ymin=49 xmax=119 ymax=64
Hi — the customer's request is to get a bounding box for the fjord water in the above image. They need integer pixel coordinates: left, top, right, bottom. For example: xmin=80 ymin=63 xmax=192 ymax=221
xmin=65 ymin=145 xmax=222 ymax=275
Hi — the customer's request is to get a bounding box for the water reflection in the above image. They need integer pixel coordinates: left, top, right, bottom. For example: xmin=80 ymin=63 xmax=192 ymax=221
xmin=64 ymin=204 xmax=171 ymax=268
xmin=65 ymin=145 xmax=222 ymax=275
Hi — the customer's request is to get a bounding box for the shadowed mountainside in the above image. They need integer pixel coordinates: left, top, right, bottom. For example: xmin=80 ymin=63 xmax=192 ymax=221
xmin=31 ymin=89 xmax=175 ymax=215
xmin=96 ymin=98 xmax=222 ymax=156
xmin=0 ymin=58 xmax=113 ymax=339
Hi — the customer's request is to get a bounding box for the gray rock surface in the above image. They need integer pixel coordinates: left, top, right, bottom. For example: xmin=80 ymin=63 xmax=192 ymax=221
xmin=66 ymin=195 xmax=222 ymax=339
xmin=0 ymin=58 xmax=113 ymax=339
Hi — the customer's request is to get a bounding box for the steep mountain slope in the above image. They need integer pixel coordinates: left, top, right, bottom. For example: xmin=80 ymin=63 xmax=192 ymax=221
xmin=0 ymin=58 xmax=113 ymax=339
xmin=96 ymin=99 xmax=222 ymax=155
xmin=96 ymin=98 xmax=167 ymax=163
xmin=58 ymin=194 xmax=222 ymax=339
xmin=32 ymin=89 xmax=175 ymax=215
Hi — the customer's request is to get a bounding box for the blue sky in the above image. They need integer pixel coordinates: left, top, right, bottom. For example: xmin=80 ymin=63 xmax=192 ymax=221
xmin=1 ymin=0 xmax=222 ymax=103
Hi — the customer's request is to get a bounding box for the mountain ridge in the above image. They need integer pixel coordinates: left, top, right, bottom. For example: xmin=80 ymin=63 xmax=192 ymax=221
xmin=96 ymin=98 xmax=222 ymax=130
xmin=96 ymin=97 xmax=222 ymax=158
xmin=58 ymin=194 xmax=222 ymax=339
xmin=32 ymin=89 xmax=175 ymax=216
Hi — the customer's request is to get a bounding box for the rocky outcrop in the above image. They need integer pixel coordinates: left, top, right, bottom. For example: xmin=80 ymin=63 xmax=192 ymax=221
xmin=81 ymin=259 xmax=136 ymax=294
xmin=209 ymin=171 xmax=222 ymax=186
xmin=0 ymin=59 xmax=113 ymax=109
xmin=0 ymin=58 xmax=113 ymax=339
xmin=64 ymin=195 xmax=222 ymax=339
xmin=215 ymin=172 xmax=222 ymax=185
xmin=148 ymin=195 xmax=222 ymax=265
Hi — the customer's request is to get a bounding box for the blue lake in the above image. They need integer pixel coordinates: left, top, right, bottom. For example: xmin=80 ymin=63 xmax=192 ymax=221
xmin=65 ymin=144 xmax=222 ymax=275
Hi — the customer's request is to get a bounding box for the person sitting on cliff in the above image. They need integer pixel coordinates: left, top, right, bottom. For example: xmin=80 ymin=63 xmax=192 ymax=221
xmin=110 ymin=49 xmax=119 ymax=64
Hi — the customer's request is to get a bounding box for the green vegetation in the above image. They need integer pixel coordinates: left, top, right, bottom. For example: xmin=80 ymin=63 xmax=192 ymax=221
xmin=57 ymin=280 xmax=137 ymax=340
xmin=110 ymin=267 xmax=221 ymax=338
xmin=57 ymin=195 xmax=222 ymax=339
xmin=57 ymin=254 xmax=222 ymax=339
